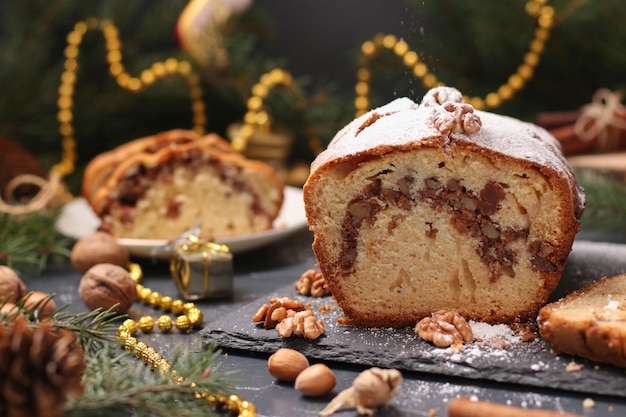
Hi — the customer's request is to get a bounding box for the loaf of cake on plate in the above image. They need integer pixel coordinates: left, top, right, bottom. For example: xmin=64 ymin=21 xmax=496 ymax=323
xmin=538 ymin=274 xmax=626 ymax=368
xmin=83 ymin=129 xmax=284 ymax=241
xmin=303 ymin=87 xmax=585 ymax=327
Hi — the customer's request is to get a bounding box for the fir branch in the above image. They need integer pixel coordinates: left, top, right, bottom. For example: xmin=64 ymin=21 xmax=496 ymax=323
xmin=50 ymin=305 xmax=123 ymax=353
xmin=63 ymin=342 xmax=241 ymax=417
xmin=577 ymin=171 xmax=626 ymax=232
xmin=0 ymin=210 xmax=72 ymax=273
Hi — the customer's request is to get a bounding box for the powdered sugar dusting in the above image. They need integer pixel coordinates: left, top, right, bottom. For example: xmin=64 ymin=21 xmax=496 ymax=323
xmin=470 ymin=321 xmax=521 ymax=345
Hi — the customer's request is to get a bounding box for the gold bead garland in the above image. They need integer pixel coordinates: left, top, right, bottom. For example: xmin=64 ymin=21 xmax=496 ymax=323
xmin=355 ymin=0 xmax=555 ymax=116
xmin=230 ymin=68 xmax=325 ymax=156
xmin=117 ymin=263 xmax=256 ymax=417
xmin=56 ymin=17 xmax=207 ymax=178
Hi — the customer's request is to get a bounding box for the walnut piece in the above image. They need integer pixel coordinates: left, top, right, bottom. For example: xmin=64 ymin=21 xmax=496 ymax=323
xmin=275 ymin=309 xmax=325 ymax=340
xmin=252 ymin=296 xmax=305 ymax=329
xmin=421 ymin=86 xmax=482 ymax=135
xmin=253 ymin=296 xmax=325 ymax=339
xmin=432 ymin=102 xmax=482 ymax=135
xmin=294 ymin=269 xmax=331 ymax=297
xmin=414 ymin=310 xmax=473 ymax=348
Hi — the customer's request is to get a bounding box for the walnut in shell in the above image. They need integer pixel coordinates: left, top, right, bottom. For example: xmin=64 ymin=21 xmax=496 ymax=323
xmin=0 ymin=266 xmax=27 ymax=303
xmin=71 ymin=232 xmax=130 ymax=273
xmin=78 ymin=263 xmax=137 ymax=314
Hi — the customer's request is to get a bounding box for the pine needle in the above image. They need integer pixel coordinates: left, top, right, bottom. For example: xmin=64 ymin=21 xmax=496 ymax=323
xmin=577 ymin=171 xmax=626 ymax=233
xmin=0 ymin=210 xmax=72 ymax=273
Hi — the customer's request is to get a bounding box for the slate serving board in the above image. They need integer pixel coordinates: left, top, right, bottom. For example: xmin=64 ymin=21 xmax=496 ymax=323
xmin=201 ymin=240 xmax=626 ymax=397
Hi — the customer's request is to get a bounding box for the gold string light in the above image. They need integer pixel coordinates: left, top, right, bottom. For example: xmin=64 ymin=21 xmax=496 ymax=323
xmin=230 ymin=68 xmax=324 ymax=156
xmin=355 ymin=0 xmax=555 ymax=116
xmin=56 ymin=17 xmax=207 ymax=179
xmin=116 ymin=263 xmax=257 ymax=417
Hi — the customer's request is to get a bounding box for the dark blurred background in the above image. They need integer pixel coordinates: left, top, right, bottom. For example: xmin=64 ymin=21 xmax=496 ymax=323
xmin=1 ymin=0 xmax=625 ymax=193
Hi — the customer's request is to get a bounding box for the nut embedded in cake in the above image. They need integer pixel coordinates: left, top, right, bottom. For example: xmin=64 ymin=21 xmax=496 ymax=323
xmin=303 ymin=87 xmax=585 ymax=328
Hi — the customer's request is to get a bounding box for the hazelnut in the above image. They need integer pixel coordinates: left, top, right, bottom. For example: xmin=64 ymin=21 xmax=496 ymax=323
xmin=78 ymin=263 xmax=138 ymax=314
xmin=295 ymin=363 xmax=336 ymax=397
xmin=71 ymin=232 xmax=130 ymax=273
xmin=268 ymin=348 xmax=309 ymax=382
xmin=0 ymin=265 xmax=27 ymax=303
xmin=23 ymin=291 xmax=56 ymax=319
xmin=0 ymin=302 xmax=18 ymax=316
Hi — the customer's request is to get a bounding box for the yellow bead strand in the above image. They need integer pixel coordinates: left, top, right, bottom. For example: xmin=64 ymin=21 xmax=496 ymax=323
xmin=56 ymin=18 xmax=206 ymax=178
xmin=355 ymin=0 xmax=555 ymax=116
xmin=118 ymin=263 xmax=256 ymax=416
xmin=230 ymin=68 xmax=324 ymax=156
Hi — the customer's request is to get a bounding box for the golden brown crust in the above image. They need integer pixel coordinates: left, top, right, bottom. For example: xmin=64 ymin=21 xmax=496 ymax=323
xmin=82 ymin=129 xmax=200 ymax=203
xmin=538 ymin=274 xmax=626 ymax=368
xmin=88 ymin=132 xmax=241 ymax=215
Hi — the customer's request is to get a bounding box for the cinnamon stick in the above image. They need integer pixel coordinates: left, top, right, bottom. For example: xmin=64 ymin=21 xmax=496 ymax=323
xmin=448 ymin=397 xmax=584 ymax=417
xmin=536 ymin=110 xmax=581 ymax=130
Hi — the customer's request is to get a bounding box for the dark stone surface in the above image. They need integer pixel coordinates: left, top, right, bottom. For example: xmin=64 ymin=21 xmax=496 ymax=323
xmin=23 ymin=229 xmax=626 ymax=417
xmin=201 ymin=240 xmax=626 ymax=399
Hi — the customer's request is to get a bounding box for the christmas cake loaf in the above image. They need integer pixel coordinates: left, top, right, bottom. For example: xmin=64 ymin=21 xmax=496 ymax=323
xmin=538 ymin=274 xmax=626 ymax=368
xmin=83 ymin=129 xmax=284 ymax=240
xmin=303 ymin=87 xmax=585 ymax=327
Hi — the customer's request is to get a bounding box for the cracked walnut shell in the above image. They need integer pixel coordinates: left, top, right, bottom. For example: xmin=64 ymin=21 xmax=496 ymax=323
xmin=414 ymin=310 xmax=473 ymax=348
xmin=319 ymin=367 xmax=403 ymax=416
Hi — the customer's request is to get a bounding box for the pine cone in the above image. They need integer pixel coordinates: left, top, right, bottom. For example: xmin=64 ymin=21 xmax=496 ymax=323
xmin=0 ymin=317 xmax=86 ymax=417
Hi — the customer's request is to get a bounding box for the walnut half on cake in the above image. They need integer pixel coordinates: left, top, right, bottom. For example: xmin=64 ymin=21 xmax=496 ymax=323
xmin=83 ymin=130 xmax=284 ymax=241
xmin=303 ymin=87 xmax=585 ymax=328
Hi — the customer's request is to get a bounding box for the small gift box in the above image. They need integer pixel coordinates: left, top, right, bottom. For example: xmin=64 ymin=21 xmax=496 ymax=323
xmin=156 ymin=228 xmax=233 ymax=300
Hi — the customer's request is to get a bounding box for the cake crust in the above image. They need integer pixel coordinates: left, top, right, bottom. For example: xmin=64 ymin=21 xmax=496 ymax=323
xmin=304 ymin=87 xmax=584 ymax=327
xmin=538 ymin=274 xmax=626 ymax=368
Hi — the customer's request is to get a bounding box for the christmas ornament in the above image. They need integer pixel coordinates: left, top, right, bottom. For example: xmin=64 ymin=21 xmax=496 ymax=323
xmin=177 ymin=0 xmax=253 ymax=68
xmin=0 ymin=316 xmax=86 ymax=417
xmin=537 ymin=88 xmax=626 ymax=155
xmin=154 ymin=227 xmax=234 ymax=300
xmin=355 ymin=0 xmax=555 ymax=116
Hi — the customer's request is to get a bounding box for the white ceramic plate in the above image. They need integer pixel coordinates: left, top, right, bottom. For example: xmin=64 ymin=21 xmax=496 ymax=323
xmin=57 ymin=186 xmax=308 ymax=256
